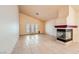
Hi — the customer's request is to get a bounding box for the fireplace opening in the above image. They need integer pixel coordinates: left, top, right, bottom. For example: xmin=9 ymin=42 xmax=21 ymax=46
xmin=57 ymin=29 xmax=73 ymax=42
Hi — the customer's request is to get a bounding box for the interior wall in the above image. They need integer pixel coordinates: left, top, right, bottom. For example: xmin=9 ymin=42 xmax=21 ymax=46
xmin=45 ymin=18 xmax=67 ymax=37
xmin=19 ymin=13 xmax=45 ymax=35
xmin=73 ymin=11 xmax=79 ymax=42
xmin=56 ymin=6 xmax=69 ymax=25
xmin=45 ymin=19 xmax=56 ymax=36
xmin=75 ymin=12 xmax=79 ymax=27
xmin=0 ymin=6 xmax=19 ymax=53
xmin=66 ymin=6 xmax=79 ymax=42
xmin=55 ymin=18 xmax=67 ymax=25
xmin=67 ymin=6 xmax=75 ymax=25
xmin=45 ymin=6 xmax=68 ymax=36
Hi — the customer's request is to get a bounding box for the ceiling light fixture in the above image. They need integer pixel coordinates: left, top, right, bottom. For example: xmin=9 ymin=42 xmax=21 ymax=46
xmin=36 ymin=12 xmax=39 ymax=15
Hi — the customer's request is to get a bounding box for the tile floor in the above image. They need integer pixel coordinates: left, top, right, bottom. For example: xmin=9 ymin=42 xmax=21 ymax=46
xmin=12 ymin=34 xmax=79 ymax=54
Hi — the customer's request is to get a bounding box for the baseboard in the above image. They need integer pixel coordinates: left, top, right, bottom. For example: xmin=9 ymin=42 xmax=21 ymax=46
xmin=19 ymin=33 xmax=45 ymax=36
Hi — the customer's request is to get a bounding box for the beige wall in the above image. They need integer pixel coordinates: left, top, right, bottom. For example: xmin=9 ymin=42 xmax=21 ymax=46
xmin=45 ymin=18 xmax=67 ymax=37
xmin=45 ymin=6 xmax=68 ymax=36
xmin=45 ymin=19 xmax=56 ymax=36
xmin=73 ymin=11 xmax=79 ymax=42
xmin=0 ymin=6 xmax=19 ymax=53
xmin=19 ymin=13 xmax=45 ymax=35
xmin=66 ymin=6 xmax=79 ymax=42
xmin=67 ymin=6 xmax=76 ymax=25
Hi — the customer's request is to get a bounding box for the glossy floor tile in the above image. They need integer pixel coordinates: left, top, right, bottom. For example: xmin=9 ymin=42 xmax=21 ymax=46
xmin=12 ymin=34 xmax=79 ymax=54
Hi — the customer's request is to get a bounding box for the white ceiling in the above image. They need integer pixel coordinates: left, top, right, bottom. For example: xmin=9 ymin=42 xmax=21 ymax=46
xmin=19 ymin=5 xmax=69 ymax=21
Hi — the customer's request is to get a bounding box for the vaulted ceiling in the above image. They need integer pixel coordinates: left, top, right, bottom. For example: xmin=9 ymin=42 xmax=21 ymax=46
xmin=19 ymin=5 xmax=69 ymax=21
xmin=71 ymin=5 xmax=79 ymax=12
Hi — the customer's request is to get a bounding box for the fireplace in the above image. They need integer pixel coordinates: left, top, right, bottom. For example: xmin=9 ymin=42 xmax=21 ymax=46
xmin=55 ymin=25 xmax=77 ymax=43
xmin=57 ymin=29 xmax=72 ymax=42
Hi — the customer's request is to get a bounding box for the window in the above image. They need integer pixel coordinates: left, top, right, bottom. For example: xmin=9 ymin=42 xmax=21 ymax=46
xmin=35 ymin=24 xmax=39 ymax=33
xmin=26 ymin=24 xmax=39 ymax=34
xmin=26 ymin=24 xmax=30 ymax=34
xmin=31 ymin=24 xmax=35 ymax=33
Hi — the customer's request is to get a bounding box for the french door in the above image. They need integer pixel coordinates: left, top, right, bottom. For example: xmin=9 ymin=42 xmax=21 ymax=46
xmin=26 ymin=24 xmax=39 ymax=34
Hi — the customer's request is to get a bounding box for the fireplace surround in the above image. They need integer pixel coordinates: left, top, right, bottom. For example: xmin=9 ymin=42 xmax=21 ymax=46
xmin=55 ymin=25 xmax=77 ymax=43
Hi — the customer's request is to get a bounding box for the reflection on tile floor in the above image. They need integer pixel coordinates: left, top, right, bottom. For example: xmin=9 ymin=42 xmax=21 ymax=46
xmin=12 ymin=34 xmax=79 ymax=54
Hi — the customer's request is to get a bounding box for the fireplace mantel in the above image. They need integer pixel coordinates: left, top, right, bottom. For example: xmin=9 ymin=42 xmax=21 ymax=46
xmin=55 ymin=25 xmax=77 ymax=28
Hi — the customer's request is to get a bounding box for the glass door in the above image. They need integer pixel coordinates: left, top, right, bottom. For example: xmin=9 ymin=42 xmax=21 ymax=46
xmin=26 ymin=24 xmax=39 ymax=34
xmin=26 ymin=24 xmax=31 ymax=34
xmin=31 ymin=24 xmax=35 ymax=34
xmin=35 ymin=24 xmax=39 ymax=33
